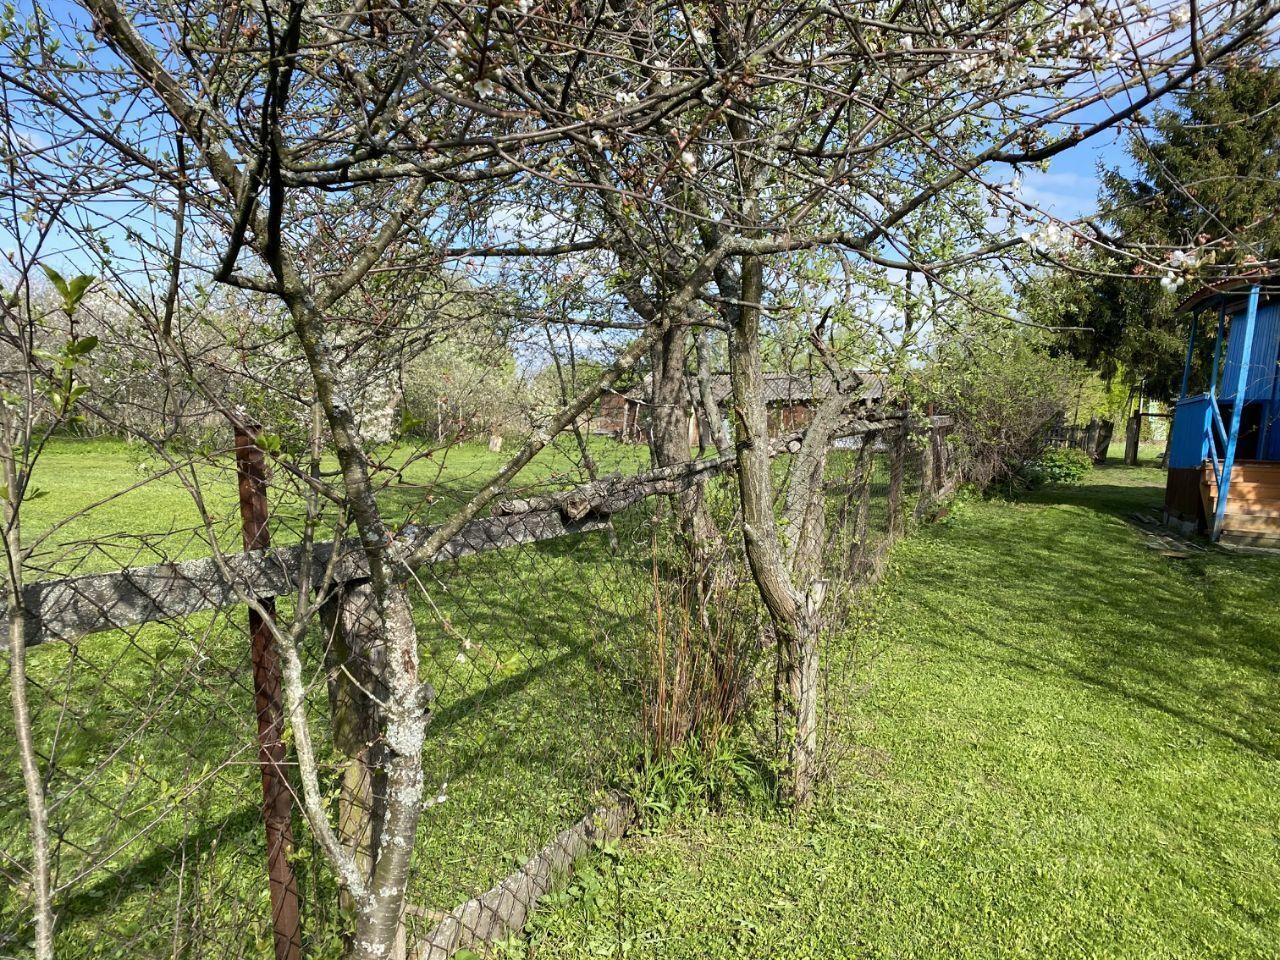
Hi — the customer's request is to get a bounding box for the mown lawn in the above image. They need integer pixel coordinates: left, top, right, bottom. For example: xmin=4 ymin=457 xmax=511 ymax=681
xmin=5 ymin=433 xmax=890 ymax=956
xmin=3 ymin=435 xmax=658 ymax=956
xmin=516 ymin=462 xmax=1280 ymax=960
xmin=20 ymin=434 xmax=647 ymax=576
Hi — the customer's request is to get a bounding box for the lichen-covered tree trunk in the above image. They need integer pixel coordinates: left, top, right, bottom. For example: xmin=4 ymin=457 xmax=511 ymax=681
xmin=321 ymin=584 xmax=385 ymax=912
xmin=650 ymin=319 xmax=720 ymax=551
xmin=648 ymin=318 xmax=734 ymax=742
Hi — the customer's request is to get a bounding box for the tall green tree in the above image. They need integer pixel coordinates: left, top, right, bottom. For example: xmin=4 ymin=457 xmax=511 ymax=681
xmin=1038 ymin=56 xmax=1280 ymax=398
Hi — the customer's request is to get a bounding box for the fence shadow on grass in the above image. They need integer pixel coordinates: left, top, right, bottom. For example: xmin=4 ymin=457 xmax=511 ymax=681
xmin=902 ymin=479 xmax=1280 ymax=762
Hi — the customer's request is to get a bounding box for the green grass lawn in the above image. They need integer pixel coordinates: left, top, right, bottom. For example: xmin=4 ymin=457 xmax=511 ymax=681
xmin=20 ymin=434 xmax=648 ymax=577
xmin=4 ymin=433 xmax=897 ymax=956
xmin=515 ymin=461 xmax=1280 ymax=960
xmin=3 ymin=434 xmax=658 ymax=956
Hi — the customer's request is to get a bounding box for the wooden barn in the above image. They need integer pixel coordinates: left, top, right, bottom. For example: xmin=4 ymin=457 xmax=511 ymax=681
xmin=595 ymin=387 xmax=648 ymax=443
xmin=592 ymin=371 xmax=884 ymax=447
xmin=1165 ymin=280 xmax=1280 ymax=549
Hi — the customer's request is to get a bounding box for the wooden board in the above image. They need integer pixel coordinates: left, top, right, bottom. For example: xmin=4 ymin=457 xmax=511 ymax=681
xmin=1 ymin=510 xmax=611 ymax=647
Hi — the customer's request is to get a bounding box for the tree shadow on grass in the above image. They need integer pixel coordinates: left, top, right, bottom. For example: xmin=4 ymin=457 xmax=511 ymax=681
xmin=40 ymin=526 xmax=654 ymax=940
xmin=903 ymin=477 xmax=1280 ymax=761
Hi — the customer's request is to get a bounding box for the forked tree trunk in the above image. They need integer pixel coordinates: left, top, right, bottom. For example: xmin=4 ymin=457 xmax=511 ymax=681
xmin=650 ymin=321 xmax=719 ymax=548
xmin=647 ymin=320 xmax=727 ymax=739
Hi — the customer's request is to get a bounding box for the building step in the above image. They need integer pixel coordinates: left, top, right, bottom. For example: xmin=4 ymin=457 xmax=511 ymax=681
xmin=1204 ymin=495 xmax=1280 ymax=515
xmin=1219 ymin=530 xmax=1280 ymax=551
xmin=1203 ymin=473 xmax=1280 ymax=491
xmin=1200 ymin=462 xmax=1280 ymax=529
xmin=1223 ymin=506 xmax=1280 ymax=520
xmin=1202 ymin=481 xmax=1280 ymax=503
xmin=1202 ymin=461 xmax=1280 ymax=479
xmin=1218 ymin=514 xmax=1280 ymax=535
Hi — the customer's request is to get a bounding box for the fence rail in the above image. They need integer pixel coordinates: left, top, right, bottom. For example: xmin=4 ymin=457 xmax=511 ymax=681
xmin=6 ymin=412 xmax=948 ymax=647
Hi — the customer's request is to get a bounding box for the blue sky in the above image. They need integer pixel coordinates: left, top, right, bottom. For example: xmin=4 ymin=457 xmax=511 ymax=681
xmin=1022 ymin=152 xmax=1117 ymax=221
xmin=1017 ymin=87 xmax=1161 ymax=222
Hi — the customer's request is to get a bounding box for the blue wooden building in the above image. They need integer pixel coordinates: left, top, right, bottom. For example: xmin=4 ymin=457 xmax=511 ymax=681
xmin=1164 ymin=281 xmax=1280 ymax=548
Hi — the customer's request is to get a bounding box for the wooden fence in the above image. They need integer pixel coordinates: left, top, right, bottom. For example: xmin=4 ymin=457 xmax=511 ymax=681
xmin=1045 ymin=416 xmax=1114 ymax=462
xmin=3 ymin=410 xmax=954 ymax=960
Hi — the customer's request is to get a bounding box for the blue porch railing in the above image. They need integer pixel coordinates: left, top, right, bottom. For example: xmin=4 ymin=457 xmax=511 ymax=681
xmin=1205 ymin=284 xmax=1261 ymax=539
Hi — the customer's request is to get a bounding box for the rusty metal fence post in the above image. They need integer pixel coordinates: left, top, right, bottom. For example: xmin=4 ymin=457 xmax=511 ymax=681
xmin=233 ymin=420 xmax=303 ymax=960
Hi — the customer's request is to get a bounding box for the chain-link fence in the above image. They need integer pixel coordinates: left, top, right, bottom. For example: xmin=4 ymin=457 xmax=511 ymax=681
xmin=1 ymin=413 xmax=956 ymax=959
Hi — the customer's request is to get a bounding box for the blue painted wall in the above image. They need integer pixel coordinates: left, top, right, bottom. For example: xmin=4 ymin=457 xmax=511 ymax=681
xmin=1168 ymin=394 xmax=1212 ymax=469
xmin=1169 ymin=298 xmax=1280 ymax=467
xmin=1220 ymin=303 xmax=1280 ymax=403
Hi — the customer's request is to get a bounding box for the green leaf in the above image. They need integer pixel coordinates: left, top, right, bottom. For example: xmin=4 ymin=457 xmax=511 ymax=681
xmin=69 ymin=335 xmax=99 ymax=356
xmin=254 ymin=432 xmax=282 ymax=454
xmin=42 ymin=266 xmax=95 ymax=314
xmin=42 ymin=264 xmax=69 ymax=298
xmin=65 ymin=274 xmax=94 ymax=311
xmin=399 ymin=409 xmax=423 ymax=434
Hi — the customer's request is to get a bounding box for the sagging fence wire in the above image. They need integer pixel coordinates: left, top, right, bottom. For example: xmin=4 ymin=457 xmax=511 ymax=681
xmin=1 ymin=411 xmax=956 ymax=959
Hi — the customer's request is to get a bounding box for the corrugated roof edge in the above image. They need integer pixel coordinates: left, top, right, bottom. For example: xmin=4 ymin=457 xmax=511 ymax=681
xmin=1175 ymin=271 xmax=1275 ymax=314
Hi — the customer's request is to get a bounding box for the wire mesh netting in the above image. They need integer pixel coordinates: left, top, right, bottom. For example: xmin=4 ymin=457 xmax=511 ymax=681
xmin=1 ymin=419 xmax=956 ymax=958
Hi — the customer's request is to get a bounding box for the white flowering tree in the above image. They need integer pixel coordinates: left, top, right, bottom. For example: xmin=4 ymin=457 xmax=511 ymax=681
xmin=462 ymin=0 xmax=1280 ymax=804
xmin=0 ymin=1 xmax=695 ymax=956
xmin=1 ymin=0 xmax=1277 ymax=955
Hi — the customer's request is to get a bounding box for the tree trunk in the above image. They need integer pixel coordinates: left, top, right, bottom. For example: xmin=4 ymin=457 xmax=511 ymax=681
xmin=648 ymin=319 xmax=725 ymax=735
xmin=321 ymin=584 xmax=385 ymax=912
xmin=1 ymin=422 xmax=54 ymax=959
xmin=348 ymin=586 xmax=422 ymax=960
xmin=915 ymin=423 xmax=936 ymax=519
xmin=1124 ymin=412 xmax=1141 ymax=466
xmin=694 ymin=330 xmax=732 ymax=456
xmin=886 ymin=420 xmax=907 ymax=536
xmin=724 ymin=255 xmax=816 ymax=805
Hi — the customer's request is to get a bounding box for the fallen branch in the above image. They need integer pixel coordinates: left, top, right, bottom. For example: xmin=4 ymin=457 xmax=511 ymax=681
xmin=2 ymin=510 xmax=611 ymax=646
xmin=493 ymin=411 xmax=908 ymax=520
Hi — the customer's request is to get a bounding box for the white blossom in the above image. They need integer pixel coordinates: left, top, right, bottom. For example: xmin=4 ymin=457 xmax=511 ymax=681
xmin=1020 ymin=219 xmax=1070 ymax=253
